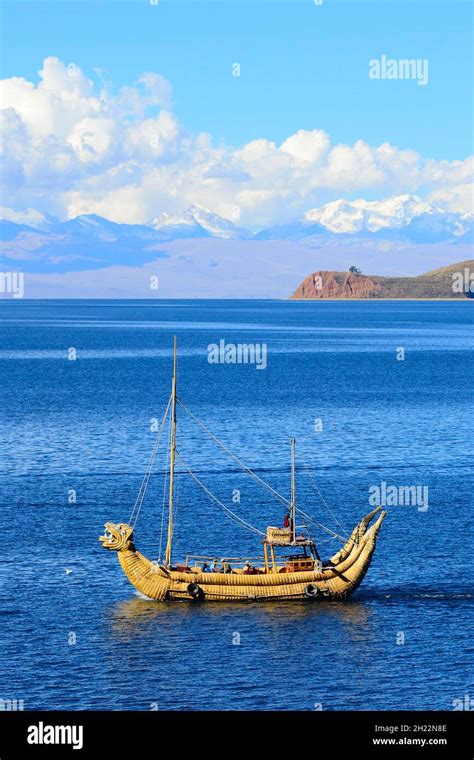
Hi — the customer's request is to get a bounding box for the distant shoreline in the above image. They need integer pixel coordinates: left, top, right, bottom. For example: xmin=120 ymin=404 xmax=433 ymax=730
xmin=0 ymin=297 xmax=473 ymax=303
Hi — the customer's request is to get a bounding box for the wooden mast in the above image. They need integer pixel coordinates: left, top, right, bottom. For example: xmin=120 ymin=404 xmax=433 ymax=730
xmin=290 ymin=436 xmax=296 ymax=543
xmin=165 ymin=336 xmax=177 ymax=567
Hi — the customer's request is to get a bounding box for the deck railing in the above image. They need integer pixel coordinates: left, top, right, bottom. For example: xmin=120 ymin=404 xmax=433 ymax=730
xmin=184 ymin=554 xmax=267 ymax=570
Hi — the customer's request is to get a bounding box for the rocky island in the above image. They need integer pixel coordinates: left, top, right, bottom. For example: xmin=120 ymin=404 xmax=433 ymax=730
xmin=291 ymin=261 xmax=474 ymax=300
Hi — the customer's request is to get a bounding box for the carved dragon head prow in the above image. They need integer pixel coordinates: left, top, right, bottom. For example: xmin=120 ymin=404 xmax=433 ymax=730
xmin=99 ymin=522 xmax=134 ymax=552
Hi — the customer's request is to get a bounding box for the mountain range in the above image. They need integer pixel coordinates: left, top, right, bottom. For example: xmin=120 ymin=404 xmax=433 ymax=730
xmin=2 ymin=194 xmax=472 ymax=250
xmin=1 ymin=195 xmax=472 ymax=296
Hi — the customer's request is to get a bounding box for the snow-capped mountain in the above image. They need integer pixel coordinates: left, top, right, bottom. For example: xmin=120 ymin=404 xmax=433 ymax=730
xmin=150 ymin=204 xmax=250 ymax=239
xmin=0 ymin=206 xmax=58 ymax=231
xmin=0 ymin=212 xmax=171 ymax=273
xmin=303 ymin=195 xmax=434 ymax=233
xmin=0 ymin=203 xmax=251 ymax=242
xmin=257 ymin=195 xmax=473 ymax=242
xmin=303 ymin=194 xmax=473 ymax=236
xmin=50 ymin=214 xmax=165 ymax=242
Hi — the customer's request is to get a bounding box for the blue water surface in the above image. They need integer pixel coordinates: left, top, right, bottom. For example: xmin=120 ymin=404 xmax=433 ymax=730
xmin=0 ymin=299 xmax=472 ymax=710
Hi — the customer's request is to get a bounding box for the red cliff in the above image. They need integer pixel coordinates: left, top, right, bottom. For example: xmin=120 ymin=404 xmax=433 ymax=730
xmin=291 ymin=271 xmax=379 ymax=299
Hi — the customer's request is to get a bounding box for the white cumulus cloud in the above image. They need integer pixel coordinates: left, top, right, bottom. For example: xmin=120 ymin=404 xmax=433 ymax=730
xmin=0 ymin=57 xmax=472 ymax=227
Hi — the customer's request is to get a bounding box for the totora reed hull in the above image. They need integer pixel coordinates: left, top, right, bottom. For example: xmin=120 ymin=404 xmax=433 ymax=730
xmin=100 ymin=507 xmax=386 ymax=603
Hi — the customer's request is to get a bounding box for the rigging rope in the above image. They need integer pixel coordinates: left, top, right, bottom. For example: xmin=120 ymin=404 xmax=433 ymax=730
xmin=177 ymin=398 xmax=291 ymax=507
xmin=298 ymin=452 xmax=349 ymax=538
xmin=175 ymin=449 xmax=266 ymax=537
xmin=295 ymin=508 xmax=348 ymax=543
xmin=129 ymin=394 xmax=172 ymax=528
xmin=177 ymin=398 xmax=346 ymax=543
xmin=129 ymin=394 xmax=348 ymax=548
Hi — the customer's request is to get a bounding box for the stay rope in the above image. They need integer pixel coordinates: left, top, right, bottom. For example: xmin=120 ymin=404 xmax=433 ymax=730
xmin=175 ymin=449 xmax=266 ymax=537
xmin=178 ymin=398 xmax=290 ymax=507
xmin=297 ymin=452 xmax=349 ymax=538
xmin=129 ymin=394 xmax=172 ymax=528
xmin=128 ymin=394 xmax=349 ymax=548
xmin=178 ymin=397 xmax=347 ymax=543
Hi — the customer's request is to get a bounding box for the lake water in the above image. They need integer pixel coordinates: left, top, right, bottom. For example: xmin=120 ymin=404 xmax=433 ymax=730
xmin=0 ymin=299 xmax=472 ymax=710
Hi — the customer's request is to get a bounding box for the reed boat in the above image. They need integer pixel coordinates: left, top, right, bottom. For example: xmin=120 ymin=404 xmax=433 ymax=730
xmin=100 ymin=338 xmax=386 ymax=603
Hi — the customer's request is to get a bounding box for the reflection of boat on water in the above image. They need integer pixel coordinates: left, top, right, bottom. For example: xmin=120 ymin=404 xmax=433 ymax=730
xmin=100 ymin=339 xmax=386 ymax=603
xmin=107 ymin=596 xmax=373 ymax=641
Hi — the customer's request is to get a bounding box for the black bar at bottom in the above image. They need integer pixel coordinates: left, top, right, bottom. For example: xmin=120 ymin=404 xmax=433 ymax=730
xmin=0 ymin=710 xmax=472 ymax=757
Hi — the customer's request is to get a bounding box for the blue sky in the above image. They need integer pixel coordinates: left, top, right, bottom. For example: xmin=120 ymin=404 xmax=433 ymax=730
xmin=2 ymin=0 xmax=472 ymax=159
xmin=0 ymin=0 xmax=472 ymax=226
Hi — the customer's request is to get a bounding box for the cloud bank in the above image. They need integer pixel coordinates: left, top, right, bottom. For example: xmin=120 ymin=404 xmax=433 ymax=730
xmin=1 ymin=57 xmax=472 ymax=228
